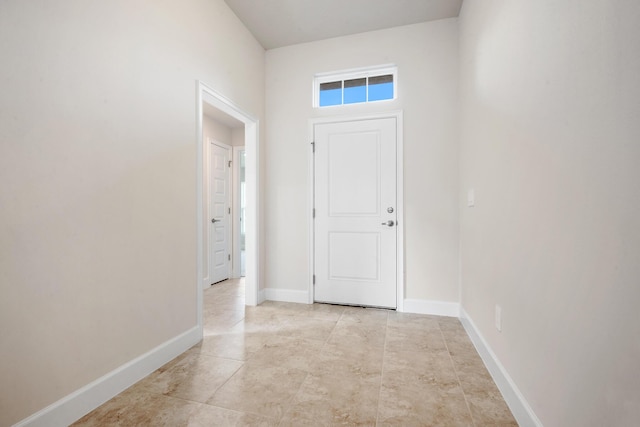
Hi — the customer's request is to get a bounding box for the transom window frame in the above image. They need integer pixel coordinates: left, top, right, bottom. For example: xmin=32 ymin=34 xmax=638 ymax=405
xmin=313 ymin=65 xmax=398 ymax=108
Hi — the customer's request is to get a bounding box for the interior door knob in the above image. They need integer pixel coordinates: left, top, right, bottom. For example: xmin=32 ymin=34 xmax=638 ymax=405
xmin=381 ymin=220 xmax=395 ymax=227
xmin=211 ymin=218 xmax=220 ymax=223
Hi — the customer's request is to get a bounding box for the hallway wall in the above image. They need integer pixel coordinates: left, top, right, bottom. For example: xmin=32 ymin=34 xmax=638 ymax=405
xmin=458 ymin=0 xmax=640 ymax=425
xmin=0 ymin=1 xmax=264 ymax=425
xmin=264 ymin=20 xmax=460 ymax=306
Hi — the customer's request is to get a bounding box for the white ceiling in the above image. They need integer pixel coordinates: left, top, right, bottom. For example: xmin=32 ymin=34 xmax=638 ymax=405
xmin=224 ymin=0 xmax=463 ymax=50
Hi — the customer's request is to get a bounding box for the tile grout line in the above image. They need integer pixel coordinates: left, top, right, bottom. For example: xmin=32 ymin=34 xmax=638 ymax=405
xmin=275 ymin=371 xmax=311 ymax=427
xmin=276 ymin=305 xmax=342 ymax=426
xmin=439 ymin=324 xmax=477 ymax=427
xmin=201 ymin=294 xmax=249 ymax=411
xmin=374 ymin=311 xmax=390 ymax=427
xmin=201 ymin=284 xmax=255 ymax=416
xmin=210 ymin=302 xmax=299 ymax=424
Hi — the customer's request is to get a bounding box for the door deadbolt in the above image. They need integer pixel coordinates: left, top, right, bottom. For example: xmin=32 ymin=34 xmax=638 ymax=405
xmin=387 ymin=207 xmax=394 ymax=213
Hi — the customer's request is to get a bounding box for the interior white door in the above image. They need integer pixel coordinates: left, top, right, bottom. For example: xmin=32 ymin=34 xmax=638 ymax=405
xmin=210 ymin=142 xmax=231 ymax=284
xmin=314 ymin=117 xmax=397 ymax=308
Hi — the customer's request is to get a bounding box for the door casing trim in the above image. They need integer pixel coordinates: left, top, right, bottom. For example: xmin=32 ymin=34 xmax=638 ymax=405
xmin=308 ymin=110 xmax=404 ymax=311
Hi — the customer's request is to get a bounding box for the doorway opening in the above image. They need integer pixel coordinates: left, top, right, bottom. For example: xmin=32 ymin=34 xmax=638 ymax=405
xmin=197 ymin=81 xmax=260 ymax=335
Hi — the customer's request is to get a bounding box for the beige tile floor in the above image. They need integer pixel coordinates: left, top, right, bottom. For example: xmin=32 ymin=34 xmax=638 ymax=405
xmin=73 ymin=279 xmax=517 ymax=426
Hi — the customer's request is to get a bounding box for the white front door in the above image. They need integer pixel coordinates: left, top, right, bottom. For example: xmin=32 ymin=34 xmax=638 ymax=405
xmin=210 ymin=141 xmax=231 ymax=284
xmin=314 ymin=117 xmax=397 ymax=308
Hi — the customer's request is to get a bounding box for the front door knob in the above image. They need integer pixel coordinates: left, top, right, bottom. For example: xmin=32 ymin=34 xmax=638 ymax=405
xmin=381 ymin=220 xmax=395 ymax=227
xmin=211 ymin=218 xmax=220 ymax=223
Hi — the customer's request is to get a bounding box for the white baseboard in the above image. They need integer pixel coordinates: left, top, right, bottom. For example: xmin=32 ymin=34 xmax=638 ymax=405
xmin=264 ymin=288 xmax=310 ymax=304
xmin=14 ymin=326 xmax=202 ymax=427
xmin=403 ymin=298 xmax=460 ymax=317
xmin=460 ymin=309 xmax=543 ymax=427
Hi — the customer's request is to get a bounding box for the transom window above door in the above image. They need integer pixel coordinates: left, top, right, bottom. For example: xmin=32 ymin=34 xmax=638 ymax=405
xmin=314 ymin=65 xmax=397 ymax=108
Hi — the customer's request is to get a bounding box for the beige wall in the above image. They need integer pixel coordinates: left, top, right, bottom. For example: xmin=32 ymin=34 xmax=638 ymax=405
xmin=458 ymin=0 xmax=640 ymax=425
xmin=0 ymin=0 xmax=264 ymax=425
xmin=203 ymin=115 xmax=233 ymax=146
xmin=264 ymin=20 xmax=460 ymax=303
xmin=231 ymin=127 xmax=245 ymax=147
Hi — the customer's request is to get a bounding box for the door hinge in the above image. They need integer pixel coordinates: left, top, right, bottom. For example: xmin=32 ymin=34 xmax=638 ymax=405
xmin=228 ymin=254 xmax=231 ymax=261
xmin=228 ymin=160 xmax=232 ymax=167
xmin=311 ymin=141 xmax=315 ymax=153
xmin=313 ymin=275 xmax=316 ymax=285
xmin=228 ymin=207 xmax=231 ymax=214
xmin=312 ymin=208 xmax=315 ymax=218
